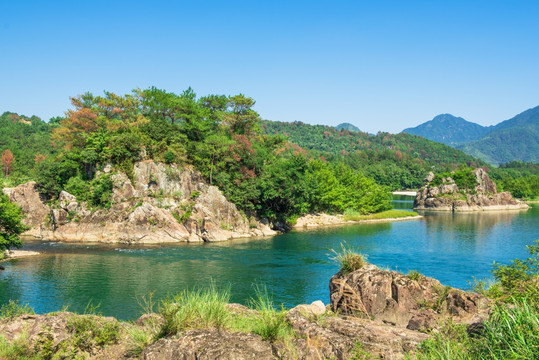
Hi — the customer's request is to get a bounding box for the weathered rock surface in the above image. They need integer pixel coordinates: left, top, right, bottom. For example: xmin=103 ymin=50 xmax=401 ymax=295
xmin=4 ymin=161 xmax=276 ymax=244
xmin=329 ymin=264 xmax=490 ymax=331
xmin=141 ymin=330 xmax=277 ymax=360
xmin=414 ymin=168 xmax=529 ymax=211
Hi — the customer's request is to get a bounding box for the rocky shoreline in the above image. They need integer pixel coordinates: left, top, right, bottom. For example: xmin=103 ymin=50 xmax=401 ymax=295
xmin=3 ymin=160 xmax=425 ymax=245
xmin=414 ymin=168 xmax=529 ymax=212
xmin=0 ymin=263 xmax=491 ymax=359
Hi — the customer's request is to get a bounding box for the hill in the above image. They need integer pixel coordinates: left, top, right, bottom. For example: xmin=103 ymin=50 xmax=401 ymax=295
xmin=402 ymin=106 xmax=539 ymax=165
xmin=335 ymin=122 xmax=360 ymax=132
xmin=0 ymin=112 xmax=55 ymax=183
xmin=403 ymin=114 xmax=491 ymax=145
xmin=456 ymin=106 xmax=539 ymax=165
xmin=261 ymin=120 xmax=486 ymax=190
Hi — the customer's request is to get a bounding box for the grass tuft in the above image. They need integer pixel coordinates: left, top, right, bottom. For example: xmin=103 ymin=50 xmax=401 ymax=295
xmin=330 ymin=243 xmax=367 ymax=274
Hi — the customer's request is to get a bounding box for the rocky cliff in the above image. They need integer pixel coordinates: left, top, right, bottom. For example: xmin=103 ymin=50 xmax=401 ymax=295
xmin=2 ymin=161 xmax=276 ymax=243
xmin=414 ymin=168 xmax=529 ymax=211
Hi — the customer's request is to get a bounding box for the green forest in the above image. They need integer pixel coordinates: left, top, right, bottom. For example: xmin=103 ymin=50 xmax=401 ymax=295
xmin=1 ymin=88 xmax=538 ymax=222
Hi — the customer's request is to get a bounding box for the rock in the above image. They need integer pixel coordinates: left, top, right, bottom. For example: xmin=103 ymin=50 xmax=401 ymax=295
xmin=2 ymin=181 xmax=50 ymax=229
xmin=58 ymin=191 xmax=77 ymax=209
xmin=286 ymin=306 xmax=429 ymax=359
xmin=141 ymin=329 xmax=277 ymax=360
xmin=407 ymin=309 xmax=438 ymax=331
xmin=330 ymin=263 xmax=489 ymax=329
xmin=289 ymin=300 xmax=327 ymax=317
xmin=6 ymin=161 xmax=277 ymax=244
xmin=414 ymin=168 xmax=528 ymax=211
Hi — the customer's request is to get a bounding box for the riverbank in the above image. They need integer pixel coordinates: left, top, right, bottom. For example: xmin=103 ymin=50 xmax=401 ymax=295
xmin=292 ymin=210 xmax=421 ymax=229
xmin=0 ymin=250 xmax=40 ymax=263
xmin=392 ymin=190 xmax=417 ymax=196
xmin=2 ymin=253 xmax=536 ymax=360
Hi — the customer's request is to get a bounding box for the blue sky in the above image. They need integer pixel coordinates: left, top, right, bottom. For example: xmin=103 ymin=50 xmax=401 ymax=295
xmin=1 ymin=0 xmax=538 ymax=133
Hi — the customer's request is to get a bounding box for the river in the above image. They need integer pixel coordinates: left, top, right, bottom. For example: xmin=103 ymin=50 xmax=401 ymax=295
xmin=0 ymin=197 xmax=537 ymax=320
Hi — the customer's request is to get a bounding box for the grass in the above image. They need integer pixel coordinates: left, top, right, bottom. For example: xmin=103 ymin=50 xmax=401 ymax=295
xmin=0 ymin=332 xmax=38 ymax=360
xmin=413 ymin=298 xmax=539 ymax=360
xmin=154 ymin=284 xmax=294 ymax=343
xmin=330 ymin=243 xmax=367 ymax=274
xmin=0 ymin=300 xmax=35 ymax=319
xmin=343 ymin=209 xmax=418 ymax=221
xmin=407 ymin=270 xmax=424 ymax=282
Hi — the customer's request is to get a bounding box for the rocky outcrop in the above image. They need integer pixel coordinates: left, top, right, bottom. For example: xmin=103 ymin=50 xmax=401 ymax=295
xmin=414 ymin=168 xmax=529 ymax=211
xmin=329 ymin=264 xmax=490 ymax=331
xmin=3 ymin=161 xmax=276 ymax=244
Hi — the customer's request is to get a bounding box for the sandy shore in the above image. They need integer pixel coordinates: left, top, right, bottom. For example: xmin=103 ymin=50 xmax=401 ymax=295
xmin=292 ymin=213 xmax=422 ymax=230
xmin=392 ymin=191 xmax=417 ymax=196
xmin=1 ymin=250 xmax=40 ymax=262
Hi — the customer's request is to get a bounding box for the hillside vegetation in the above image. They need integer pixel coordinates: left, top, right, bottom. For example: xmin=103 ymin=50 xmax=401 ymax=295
xmin=403 ymin=106 xmax=539 ymax=165
xmin=27 ymin=88 xmax=391 ymax=222
xmin=262 ymin=120 xmax=487 ymax=190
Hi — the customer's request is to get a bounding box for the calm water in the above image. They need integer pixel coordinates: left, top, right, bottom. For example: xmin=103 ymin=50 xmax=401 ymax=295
xmin=1 ymin=198 xmax=537 ymax=320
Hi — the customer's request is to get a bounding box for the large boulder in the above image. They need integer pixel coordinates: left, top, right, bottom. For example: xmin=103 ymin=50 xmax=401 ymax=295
xmin=2 ymin=181 xmax=49 ymax=228
xmin=329 ymin=264 xmax=490 ymax=330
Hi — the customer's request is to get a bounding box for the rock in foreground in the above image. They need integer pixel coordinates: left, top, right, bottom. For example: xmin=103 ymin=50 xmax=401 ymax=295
xmin=330 ymin=263 xmax=490 ymax=331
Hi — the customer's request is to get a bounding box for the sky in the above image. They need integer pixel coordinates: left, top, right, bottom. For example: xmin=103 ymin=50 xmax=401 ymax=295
xmin=1 ymin=0 xmax=538 ymax=133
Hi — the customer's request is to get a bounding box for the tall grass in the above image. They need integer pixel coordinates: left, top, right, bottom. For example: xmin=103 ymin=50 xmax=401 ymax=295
xmin=0 ymin=300 xmax=35 ymax=319
xmin=248 ymin=285 xmax=294 ymax=342
xmin=158 ymin=284 xmax=231 ymax=337
xmin=414 ymin=298 xmax=539 ymax=360
xmin=330 ymin=243 xmax=367 ymax=274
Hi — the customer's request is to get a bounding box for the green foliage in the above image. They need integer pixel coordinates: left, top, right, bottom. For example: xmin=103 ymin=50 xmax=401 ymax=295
xmin=66 ymin=315 xmax=120 ymax=351
xmin=249 ymin=285 xmax=294 ymax=342
xmin=0 ymin=300 xmax=35 ymax=319
xmin=414 ymin=299 xmax=539 ymax=360
xmin=330 ymin=243 xmax=367 ymax=274
xmin=487 ymin=240 xmax=539 ymax=303
xmin=407 ymin=270 xmax=424 ymax=282
xmin=0 ymin=333 xmax=38 ymax=360
xmin=430 ymin=167 xmax=477 ymax=191
xmin=157 ymin=284 xmax=231 ymax=338
xmin=0 ymin=194 xmax=27 ymax=251
xmin=65 ymin=175 xmax=113 ymax=209
xmin=262 ymin=120 xmax=486 ymax=190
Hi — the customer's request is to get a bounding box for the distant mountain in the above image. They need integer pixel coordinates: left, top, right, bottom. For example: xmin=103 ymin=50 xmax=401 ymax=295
xmin=402 ymin=114 xmax=491 ymax=145
xmin=402 ymin=107 xmax=539 ymax=165
xmin=456 ymin=106 xmax=539 ymax=165
xmin=335 ymin=122 xmax=360 ymax=132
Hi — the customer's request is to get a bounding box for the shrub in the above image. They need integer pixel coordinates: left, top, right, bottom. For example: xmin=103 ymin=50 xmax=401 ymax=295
xmin=407 ymin=270 xmax=424 ymax=282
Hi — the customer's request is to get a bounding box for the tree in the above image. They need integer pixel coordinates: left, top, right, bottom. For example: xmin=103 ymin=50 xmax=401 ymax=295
xmin=0 ymin=194 xmax=27 ymax=251
xmin=1 ymin=150 xmax=14 ymax=177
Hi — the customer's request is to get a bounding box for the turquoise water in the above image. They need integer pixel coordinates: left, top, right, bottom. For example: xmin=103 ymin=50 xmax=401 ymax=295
xmin=1 ymin=199 xmax=537 ymax=320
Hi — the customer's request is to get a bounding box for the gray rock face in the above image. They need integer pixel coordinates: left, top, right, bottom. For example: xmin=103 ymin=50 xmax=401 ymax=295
xmin=414 ymin=168 xmax=528 ymax=211
xmin=5 ymin=161 xmax=276 ymax=244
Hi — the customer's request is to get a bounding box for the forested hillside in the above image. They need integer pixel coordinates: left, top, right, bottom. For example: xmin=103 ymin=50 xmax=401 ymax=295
xmin=29 ymin=88 xmax=392 ymax=222
xmin=403 ymin=114 xmax=491 ymax=145
xmin=402 ymin=106 xmax=539 ymax=165
xmin=0 ymin=112 xmax=55 ymax=183
xmin=456 ymin=106 xmax=539 ymax=165
xmin=261 ymin=120 xmax=486 ymax=189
